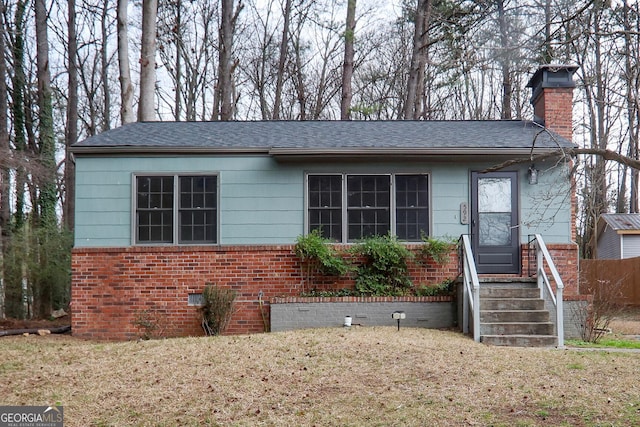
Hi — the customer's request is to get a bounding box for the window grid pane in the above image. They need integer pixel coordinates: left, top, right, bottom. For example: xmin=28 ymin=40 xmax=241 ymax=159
xmin=136 ymin=176 xmax=173 ymax=243
xmin=308 ymin=175 xmax=342 ymax=241
xmin=395 ymin=175 xmax=429 ymax=241
xmin=347 ymin=175 xmax=390 ymax=241
xmin=178 ymin=176 xmax=217 ymax=244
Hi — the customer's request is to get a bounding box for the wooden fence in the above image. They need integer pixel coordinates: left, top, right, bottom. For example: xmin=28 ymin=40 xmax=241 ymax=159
xmin=580 ymin=258 xmax=640 ymax=306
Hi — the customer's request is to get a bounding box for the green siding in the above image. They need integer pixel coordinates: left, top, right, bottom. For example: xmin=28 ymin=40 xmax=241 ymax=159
xmin=74 ymin=155 xmax=573 ymax=247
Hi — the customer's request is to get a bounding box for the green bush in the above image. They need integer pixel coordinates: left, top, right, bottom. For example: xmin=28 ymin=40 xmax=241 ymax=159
xmin=295 ymin=230 xmax=350 ymax=292
xmin=351 ymin=235 xmax=413 ymax=296
xmin=200 ymin=284 xmax=236 ymax=336
xmin=415 ymin=280 xmax=454 ymax=297
xmin=420 ymin=235 xmax=456 ymax=265
xmin=301 ymin=288 xmax=358 ymax=297
xmin=3 ymin=224 xmax=72 ymax=319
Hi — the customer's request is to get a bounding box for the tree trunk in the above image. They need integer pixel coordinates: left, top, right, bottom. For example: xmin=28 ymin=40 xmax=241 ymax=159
xmin=340 ymin=0 xmax=356 ymax=120
xmin=624 ymin=3 xmax=639 ymax=213
xmin=13 ymin=1 xmax=27 ymax=230
xmin=175 ymin=0 xmax=182 ymax=121
xmin=543 ymin=0 xmax=553 ymax=63
xmin=273 ymin=0 xmax=292 ymax=120
xmin=35 ymin=0 xmax=56 ymax=228
xmin=101 ymin=1 xmax=111 ymax=131
xmin=0 ymin=1 xmax=8 ymax=319
xmin=293 ymin=36 xmax=307 ymax=120
xmin=138 ymin=0 xmax=158 ymax=122
xmin=214 ymin=0 xmax=241 ymax=121
xmin=497 ymin=0 xmax=512 ymax=120
xmin=403 ymin=0 xmax=432 ymax=120
xmin=117 ymin=0 xmax=135 ymax=124
xmin=65 ymin=0 xmax=78 ymax=232
xmin=35 ymin=0 xmax=57 ymax=317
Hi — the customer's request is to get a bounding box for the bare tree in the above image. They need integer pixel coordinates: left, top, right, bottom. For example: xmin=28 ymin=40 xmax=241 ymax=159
xmin=622 ymin=2 xmax=640 ymax=213
xmin=403 ymin=0 xmax=432 ymax=120
xmin=100 ymin=1 xmax=111 ymax=130
xmin=340 ymin=0 xmax=356 ymax=120
xmin=273 ymin=0 xmax=292 ymax=120
xmin=117 ymin=0 xmax=134 ymax=124
xmin=64 ymin=0 xmax=78 ymax=231
xmin=213 ymin=0 xmax=243 ymax=121
xmin=0 ymin=1 xmax=9 ymax=319
xmin=138 ymin=0 xmax=158 ymax=122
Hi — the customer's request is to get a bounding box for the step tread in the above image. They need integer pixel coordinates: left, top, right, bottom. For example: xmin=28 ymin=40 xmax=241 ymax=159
xmin=481 ymin=334 xmax=557 ymax=338
xmin=480 ymin=309 xmax=548 ymax=313
xmin=480 ymin=334 xmax=558 ymax=347
xmin=480 ymin=322 xmax=554 ymax=326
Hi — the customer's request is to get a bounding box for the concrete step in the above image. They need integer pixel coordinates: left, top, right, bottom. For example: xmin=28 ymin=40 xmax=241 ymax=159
xmin=481 ymin=334 xmax=558 ymax=347
xmin=480 ymin=321 xmax=554 ymax=336
xmin=479 ymin=287 xmax=540 ymax=298
xmin=480 ymin=309 xmax=550 ymax=323
xmin=471 ymin=278 xmax=558 ymax=347
xmin=481 ymin=298 xmax=544 ymax=311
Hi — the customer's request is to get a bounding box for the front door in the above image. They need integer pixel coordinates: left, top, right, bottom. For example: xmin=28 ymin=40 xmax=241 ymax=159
xmin=471 ymin=171 xmax=520 ymax=274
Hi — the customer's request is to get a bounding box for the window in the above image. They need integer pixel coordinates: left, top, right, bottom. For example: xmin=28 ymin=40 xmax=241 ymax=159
xmin=347 ymin=175 xmax=390 ymax=240
xmin=308 ymin=175 xmax=342 ymax=241
xmin=135 ymin=175 xmax=217 ymax=244
xmin=307 ymin=173 xmax=429 ymax=242
xmin=395 ymin=175 xmax=429 ymax=241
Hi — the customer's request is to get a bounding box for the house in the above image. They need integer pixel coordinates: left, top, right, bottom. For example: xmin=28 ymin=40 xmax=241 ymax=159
xmin=70 ymin=65 xmax=580 ymax=340
xmin=596 ymin=213 xmax=640 ymax=259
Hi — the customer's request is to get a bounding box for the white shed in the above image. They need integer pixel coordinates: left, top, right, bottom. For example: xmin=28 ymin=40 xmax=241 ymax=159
xmin=596 ymin=213 xmax=640 ymax=259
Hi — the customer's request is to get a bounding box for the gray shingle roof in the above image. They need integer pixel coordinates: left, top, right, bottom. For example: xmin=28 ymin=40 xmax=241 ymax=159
xmin=72 ymin=120 xmax=574 ymax=155
xmin=599 ymin=213 xmax=640 ymax=232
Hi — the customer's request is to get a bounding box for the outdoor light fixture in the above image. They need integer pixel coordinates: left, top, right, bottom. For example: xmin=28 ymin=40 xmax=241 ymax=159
xmin=391 ymin=311 xmax=406 ymax=331
xmin=528 ymin=164 xmax=539 ymax=185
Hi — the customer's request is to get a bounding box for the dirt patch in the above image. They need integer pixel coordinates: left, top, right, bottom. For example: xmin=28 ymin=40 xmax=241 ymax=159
xmin=0 ymin=316 xmax=70 ymax=331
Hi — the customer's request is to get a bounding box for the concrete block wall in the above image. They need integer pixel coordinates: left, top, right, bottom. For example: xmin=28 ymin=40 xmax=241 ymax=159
xmin=270 ymin=297 xmax=455 ymax=332
xmin=563 ymin=297 xmax=591 ymax=340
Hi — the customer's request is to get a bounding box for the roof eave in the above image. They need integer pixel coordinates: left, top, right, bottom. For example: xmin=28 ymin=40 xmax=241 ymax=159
xmin=70 ymin=146 xmax=272 ymax=155
xmin=70 ymin=145 xmax=569 ymax=158
xmin=268 ymin=147 xmax=567 ymax=158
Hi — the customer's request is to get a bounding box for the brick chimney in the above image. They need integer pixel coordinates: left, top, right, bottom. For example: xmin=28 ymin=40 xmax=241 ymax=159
xmin=526 ymin=65 xmax=578 ymax=141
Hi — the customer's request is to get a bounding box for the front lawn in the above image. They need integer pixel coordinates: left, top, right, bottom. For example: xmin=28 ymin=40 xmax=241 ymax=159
xmin=1 ymin=328 xmax=639 ymax=426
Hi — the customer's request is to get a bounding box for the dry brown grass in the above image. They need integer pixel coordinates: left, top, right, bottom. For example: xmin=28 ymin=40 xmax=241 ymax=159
xmin=1 ymin=327 xmax=640 ymax=426
xmin=609 ymin=307 xmax=640 ymax=335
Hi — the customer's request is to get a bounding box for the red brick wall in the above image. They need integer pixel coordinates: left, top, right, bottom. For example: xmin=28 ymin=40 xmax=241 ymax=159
xmin=71 ymin=243 xmax=577 ymax=340
xmin=532 ymin=87 xmax=574 ymax=142
xmin=71 ymin=245 xmax=459 ymax=340
xmin=521 ymin=242 xmax=580 ymax=295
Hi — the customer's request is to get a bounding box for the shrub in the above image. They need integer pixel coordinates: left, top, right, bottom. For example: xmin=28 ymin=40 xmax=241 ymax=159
xmin=573 ymin=277 xmax=626 ymax=343
xmin=295 ymin=230 xmax=350 ymax=292
xmin=200 ymin=284 xmax=236 ymax=336
xmin=420 ymin=235 xmax=456 ymax=265
xmin=133 ymin=308 xmax=166 ymax=340
xmin=351 ymin=235 xmax=413 ymax=296
xmin=301 ymin=288 xmax=358 ymax=297
xmin=415 ymin=280 xmax=454 ymax=297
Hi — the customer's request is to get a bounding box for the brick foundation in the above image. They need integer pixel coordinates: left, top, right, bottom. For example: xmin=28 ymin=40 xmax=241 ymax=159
xmin=71 ymin=242 xmax=578 ymax=340
xmin=71 ymin=244 xmax=459 ymax=340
